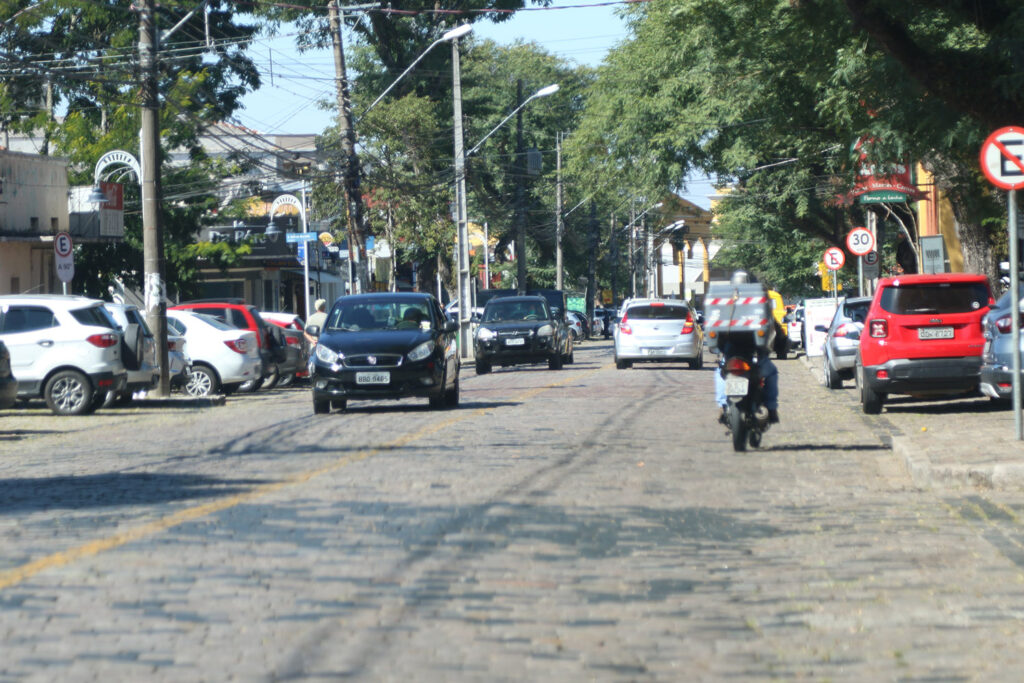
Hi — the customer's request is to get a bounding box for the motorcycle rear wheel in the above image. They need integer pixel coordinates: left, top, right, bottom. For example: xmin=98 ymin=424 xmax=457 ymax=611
xmin=728 ymin=404 xmax=748 ymax=452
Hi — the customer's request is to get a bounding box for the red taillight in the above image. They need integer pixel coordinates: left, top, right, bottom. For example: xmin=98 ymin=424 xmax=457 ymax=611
xmin=725 ymin=357 xmax=751 ymax=374
xmin=620 ymin=313 xmax=631 ymax=335
xmin=286 ymin=334 xmax=301 ymax=349
xmin=167 ymin=339 xmax=178 ymax=352
xmin=87 ymin=333 xmax=118 ymax=348
xmin=994 ymin=315 xmax=1024 ymax=334
xmin=225 ymin=338 xmax=249 ymax=354
xmin=834 ymin=323 xmax=855 ymax=338
xmin=869 ymin=319 xmax=888 ymax=338
xmin=876 ymin=369 xmax=890 ymax=380
xmin=681 ymin=313 xmax=694 ymax=335
xmin=651 ymin=302 xmax=664 ymax=307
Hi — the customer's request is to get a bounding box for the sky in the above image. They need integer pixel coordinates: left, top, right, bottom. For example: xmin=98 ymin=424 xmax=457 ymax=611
xmin=233 ymin=1 xmax=715 ymax=208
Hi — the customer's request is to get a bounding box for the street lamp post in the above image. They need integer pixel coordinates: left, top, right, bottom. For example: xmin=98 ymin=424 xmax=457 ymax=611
xmin=267 ymin=193 xmax=310 ymax=319
xmin=453 ymin=82 xmax=559 ymax=356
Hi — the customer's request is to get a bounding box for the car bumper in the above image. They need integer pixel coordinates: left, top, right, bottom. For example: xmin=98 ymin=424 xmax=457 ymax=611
xmin=475 ymin=338 xmax=556 ymax=366
xmin=310 ymin=360 xmax=445 ymax=401
xmin=616 ymin=337 xmax=700 ymax=361
xmin=832 ymin=346 xmax=859 ymax=372
xmin=862 ymin=357 xmax=982 ymax=396
xmin=980 ymin=363 xmax=1018 ymax=399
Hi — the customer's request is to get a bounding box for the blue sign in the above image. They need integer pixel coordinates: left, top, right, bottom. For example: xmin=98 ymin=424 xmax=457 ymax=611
xmin=285 ymin=231 xmax=318 ymax=243
xmin=297 ymin=242 xmax=306 ymax=260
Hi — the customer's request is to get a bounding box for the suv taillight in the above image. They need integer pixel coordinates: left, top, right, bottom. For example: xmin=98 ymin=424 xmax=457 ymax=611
xmin=87 ymin=333 xmax=119 ymax=348
xmin=225 ymin=338 xmax=249 ymax=354
xmin=869 ymin=319 xmax=888 ymax=338
xmin=994 ymin=314 xmax=1024 ymax=334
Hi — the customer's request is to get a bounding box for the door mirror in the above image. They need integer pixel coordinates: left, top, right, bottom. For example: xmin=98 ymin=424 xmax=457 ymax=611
xmin=304 ymin=324 xmax=321 ymax=338
xmin=814 ymin=324 xmax=828 ymax=332
xmin=442 ymin=320 xmax=459 ymax=333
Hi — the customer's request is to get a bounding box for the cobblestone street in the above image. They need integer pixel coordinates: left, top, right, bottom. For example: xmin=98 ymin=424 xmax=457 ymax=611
xmin=2 ymin=340 xmax=1024 ymax=680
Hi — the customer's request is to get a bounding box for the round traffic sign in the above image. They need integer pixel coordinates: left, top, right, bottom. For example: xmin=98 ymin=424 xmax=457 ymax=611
xmin=980 ymin=126 xmax=1024 ymax=190
xmin=862 ymin=250 xmax=879 ymax=266
xmin=824 ymin=246 xmax=845 ymax=271
xmin=846 ymin=227 xmax=875 ymax=256
xmin=54 ymin=231 xmax=73 ymax=258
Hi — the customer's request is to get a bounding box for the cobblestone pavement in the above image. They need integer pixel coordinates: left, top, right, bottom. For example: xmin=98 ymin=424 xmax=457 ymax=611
xmin=3 ymin=341 xmax=1024 ymax=680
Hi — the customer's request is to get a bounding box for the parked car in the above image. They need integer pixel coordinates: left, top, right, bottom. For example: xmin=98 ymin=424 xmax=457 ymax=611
xmin=818 ymin=296 xmax=871 ymax=389
xmin=980 ymin=292 xmax=1024 ymax=402
xmin=0 ymin=340 xmax=17 ymax=410
xmin=594 ymin=307 xmax=615 ymax=339
xmin=856 ymin=273 xmax=993 ymax=414
xmin=308 ymin=292 xmax=460 ymax=414
xmin=165 ymin=310 xmax=262 ymax=397
xmin=614 ymin=298 xmax=704 ymax=369
xmin=170 ymin=299 xmax=276 ymax=391
xmin=265 ymin=323 xmax=304 ymax=387
xmin=566 ymin=310 xmax=586 ymax=341
xmin=103 ymin=303 xmax=158 ymax=402
xmin=784 ymin=305 xmax=804 ymax=350
xmin=474 ymin=295 xmax=572 ymax=374
xmin=0 ymin=295 xmax=127 ymax=415
xmin=260 ymin=311 xmax=309 ymax=385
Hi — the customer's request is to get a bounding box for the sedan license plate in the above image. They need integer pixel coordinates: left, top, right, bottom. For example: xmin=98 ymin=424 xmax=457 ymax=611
xmin=505 ymin=337 xmax=526 ymax=346
xmin=918 ymin=326 xmax=954 ymax=340
xmin=355 ymin=371 xmax=390 ymax=385
xmin=725 ymin=376 xmax=749 ymax=397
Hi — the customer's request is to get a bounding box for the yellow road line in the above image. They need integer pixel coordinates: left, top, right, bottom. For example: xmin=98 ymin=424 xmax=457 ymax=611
xmin=0 ymin=364 xmax=607 ymax=591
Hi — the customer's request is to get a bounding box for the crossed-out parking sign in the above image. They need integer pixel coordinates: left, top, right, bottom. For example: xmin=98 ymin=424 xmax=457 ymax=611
xmin=980 ymin=126 xmax=1024 ymax=191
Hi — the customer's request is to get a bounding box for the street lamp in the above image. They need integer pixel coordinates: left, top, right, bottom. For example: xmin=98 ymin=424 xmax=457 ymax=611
xmin=453 ymin=81 xmax=560 ymax=357
xmin=268 ymin=191 xmax=310 ymax=319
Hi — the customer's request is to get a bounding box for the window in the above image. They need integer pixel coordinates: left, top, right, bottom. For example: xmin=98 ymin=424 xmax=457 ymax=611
xmin=2 ymin=306 xmax=57 ymax=333
xmin=879 ymin=283 xmax=990 ymax=315
xmin=626 ymin=305 xmax=690 ymax=320
xmin=167 ymin=318 xmax=186 ymax=335
xmin=71 ymin=306 xmax=117 ymax=329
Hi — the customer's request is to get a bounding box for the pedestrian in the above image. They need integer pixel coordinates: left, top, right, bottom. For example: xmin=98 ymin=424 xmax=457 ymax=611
xmin=304 ymin=298 xmax=328 ymax=345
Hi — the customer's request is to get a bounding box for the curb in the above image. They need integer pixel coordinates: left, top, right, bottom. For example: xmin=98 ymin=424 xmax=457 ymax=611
xmin=131 ymin=395 xmax=227 ymax=409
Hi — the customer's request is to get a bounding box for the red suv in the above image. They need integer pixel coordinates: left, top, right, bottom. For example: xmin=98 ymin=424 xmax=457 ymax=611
xmin=856 ymin=273 xmax=993 ymax=414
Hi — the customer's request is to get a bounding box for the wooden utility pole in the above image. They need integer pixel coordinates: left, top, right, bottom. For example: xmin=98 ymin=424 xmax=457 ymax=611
xmin=140 ymin=0 xmax=169 ymax=395
xmin=330 ymin=1 xmax=370 ymax=293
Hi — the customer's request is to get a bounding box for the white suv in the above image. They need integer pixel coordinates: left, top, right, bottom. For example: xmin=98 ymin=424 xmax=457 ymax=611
xmin=0 ymin=295 xmax=128 ymax=415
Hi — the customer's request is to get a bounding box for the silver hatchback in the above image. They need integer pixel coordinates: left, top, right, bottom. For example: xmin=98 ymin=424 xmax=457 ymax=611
xmin=614 ymin=299 xmax=704 ymax=369
xmin=819 ymin=296 xmax=871 ymax=389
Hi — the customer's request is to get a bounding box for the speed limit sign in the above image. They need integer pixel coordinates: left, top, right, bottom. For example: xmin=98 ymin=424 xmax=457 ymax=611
xmin=846 ymin=227 xmax=875 ymax=256
xmin=823 ymin=247 xmax=845 ymax=271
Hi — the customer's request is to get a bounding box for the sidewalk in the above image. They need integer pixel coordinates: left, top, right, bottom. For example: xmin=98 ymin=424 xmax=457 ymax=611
xmin=799 ymin=353 xmax=1024 ymax=490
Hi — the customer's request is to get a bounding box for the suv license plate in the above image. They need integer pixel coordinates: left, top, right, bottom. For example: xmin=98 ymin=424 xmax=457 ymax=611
xmin=725 ymin=376 xmax=749 ymax=396
xmin=356 ymin=371 xmax=390 ymax=385
xmin=505 ymin=337 xmax=526 ymax=346
xmin=918 ymin=326 xmax=953 ymax=340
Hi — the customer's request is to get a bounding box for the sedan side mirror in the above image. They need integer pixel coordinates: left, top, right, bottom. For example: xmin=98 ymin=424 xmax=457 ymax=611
xmin=304 ymin=324 xmax=321 ymax=338
xmin=442 ymin=320 xmax=459 ymax=333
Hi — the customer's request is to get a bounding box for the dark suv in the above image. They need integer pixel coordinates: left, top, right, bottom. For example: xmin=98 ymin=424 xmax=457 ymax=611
xmin=474 ymin=295 xmax=572 ymax=373
xmin=856 ymin=273 xmax=992 ymax=414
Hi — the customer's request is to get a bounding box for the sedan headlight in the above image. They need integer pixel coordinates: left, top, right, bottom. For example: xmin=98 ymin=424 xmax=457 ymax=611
xmin=407 ymin=340 xmax=435 ymax=362
xmin=315 ymin=344 xmax=341 ymax=364
xmin=477 ymin=326 xmax=497 ymax=341
xmin=536 ymin=324 xmax=553 ymax=337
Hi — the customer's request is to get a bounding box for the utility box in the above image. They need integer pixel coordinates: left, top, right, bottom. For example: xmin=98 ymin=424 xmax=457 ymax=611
xmin=703 ymin=281 xmax=775 ymax=353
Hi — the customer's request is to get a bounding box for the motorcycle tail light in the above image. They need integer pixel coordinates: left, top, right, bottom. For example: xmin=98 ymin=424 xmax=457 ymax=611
xmin=725 ymin=357 xmax=751 ymax=374
xmin=869 ymin=319 xmax=888 ymax=338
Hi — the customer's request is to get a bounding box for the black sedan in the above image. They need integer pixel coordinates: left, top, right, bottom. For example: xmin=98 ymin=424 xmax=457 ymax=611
xmin=474 ymin=295 xmax=571 ymax=374
xmin=307 ymin=293 xmax=460 ymax=414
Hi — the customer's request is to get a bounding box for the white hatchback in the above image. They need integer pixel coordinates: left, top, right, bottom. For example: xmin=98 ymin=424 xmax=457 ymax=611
xmin=613 ymin=298 xmax=704 ymax=370
xmin=166 ymin=310 xmax=261 ymax=397
xmin=0 ymin=295 xmax=128 ymax=415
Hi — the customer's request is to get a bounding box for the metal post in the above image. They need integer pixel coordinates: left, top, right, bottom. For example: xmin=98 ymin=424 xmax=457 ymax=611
xmin=452 ymin=37 xmax=472 ymax=359
xmin=629 ymin=203 xmax=636 ymax=298
xmin=483 ymin=222 xmax=490 ymax=289
xmin=644 ymin=213 xmax=652 ymax=297
xmin=514 ymin=80 xmax=527 ymax=294
xmin=301 ymin=185 xmax=311 ymax=321
xmin=1010 ymin=189 xmax=1021 ymax=440
xmin=555 ymin=133 xmax=564 ymax=291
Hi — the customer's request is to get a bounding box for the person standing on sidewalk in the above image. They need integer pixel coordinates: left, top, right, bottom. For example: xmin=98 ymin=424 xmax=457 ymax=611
xmin=304 ymin=299 xmax=328 ymax=345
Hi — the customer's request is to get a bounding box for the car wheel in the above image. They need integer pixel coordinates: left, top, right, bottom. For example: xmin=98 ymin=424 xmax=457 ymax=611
xmin=238 ymin=375 xmax=264 ymax=393
xmin=444 ymin=373 xmax=460 ymax=408
xmin=44 ymin=370 xmax=94 ymax=416
xmin=615 ymin=357 xmax=630 ymax=370
xmin=475 ymin=360 xmax=491 ymax=375
xmin=564 ymin=349 xmax=574 ymax=364
xmin=262 ymin=365 xmax=280 ymax=390
xmin=860 ymin=368 xmax=884 ymax=414
xmin=824 ymin=354 xmax=841 ymax=389
xmin=184 ymin=364 xmax=219 ymax=397
xmin=331 ymin=399 xmax=347 ymax=411
xmin=548 ymin=352 xmax=563 ymax=370
xmin=689 ymin=352 xmax=703 ymax=370
xmin=313 ymin=398 xmax=330 ymax=414
xmin=276 ymin=372 xmax=295 ymax=388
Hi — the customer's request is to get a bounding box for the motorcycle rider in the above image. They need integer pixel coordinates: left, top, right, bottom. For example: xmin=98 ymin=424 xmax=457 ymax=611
xmin=714 ymin=270 xmax=780 ymax=425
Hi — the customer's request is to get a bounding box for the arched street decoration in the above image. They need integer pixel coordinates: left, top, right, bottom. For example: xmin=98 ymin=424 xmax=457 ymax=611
xmin=94 ymin=150 xmax=141 ymax=185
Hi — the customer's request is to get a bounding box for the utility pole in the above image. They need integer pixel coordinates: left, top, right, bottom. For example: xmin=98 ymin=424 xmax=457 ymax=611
xmin=628 ymin=203 xmax=636 ymax=298
xmin=586 ymin=202 xmax=598 ymax=324
xmin=643 ymin=212 xmax=652 ymax=297
xmin=330 ymin=0 xmax=370 ymax=293
xmin=452 ymin=35 xmax=472 ymax=358
xmin=555 ymin=132 xmax=564 ymax=291
xmin=514 ymin=80 xmax=527 ymax=294
xmin=610 ymin=213 xmax=617 ymax=306
xmin=140 ymin=0 xmax=169 ymax=395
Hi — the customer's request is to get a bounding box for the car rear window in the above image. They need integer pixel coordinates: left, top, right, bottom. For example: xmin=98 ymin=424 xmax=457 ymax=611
xmin=878 ymin=283 xmax=990 ymax=315
xmin=626 ymin=305 xmax=689 ymax=320
xmin=841 ymin=301 xmax=870 ymax=322
xmin=71 ymin=305 xmax=117 ymax=329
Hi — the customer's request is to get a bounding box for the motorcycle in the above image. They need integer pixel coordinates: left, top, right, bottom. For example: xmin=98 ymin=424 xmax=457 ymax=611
xmin=721 ymin=349 xmax=772 ymax=451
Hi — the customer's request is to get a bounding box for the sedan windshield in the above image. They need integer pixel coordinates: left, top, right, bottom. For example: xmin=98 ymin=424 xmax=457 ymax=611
xmin=326 ymin=301 xmax=433 ymax=332
xmin=483 ymin=301 xmax=549 ymax=322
